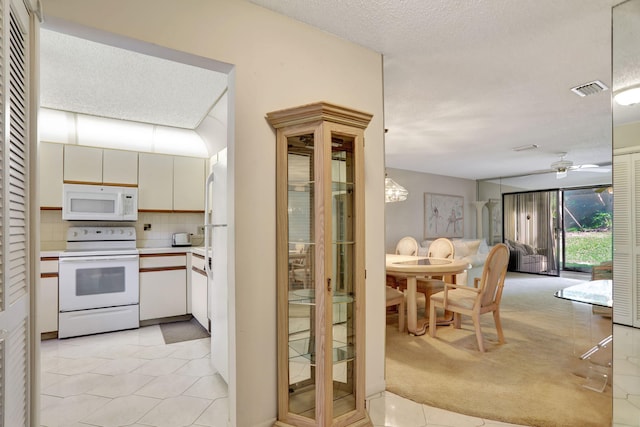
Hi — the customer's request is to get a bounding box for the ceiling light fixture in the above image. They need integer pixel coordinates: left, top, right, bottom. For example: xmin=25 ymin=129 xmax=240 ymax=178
xmin=385 ymin=175 xmax=408 ymax=203
xmin=614 ymin=84 xmax=640 ymax=106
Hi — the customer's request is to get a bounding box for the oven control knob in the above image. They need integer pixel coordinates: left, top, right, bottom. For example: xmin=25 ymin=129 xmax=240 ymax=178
xmin=83 ymin=229 xmax=88 ymax=235
xmin=107 ymin=229 xmax=114 ymax=235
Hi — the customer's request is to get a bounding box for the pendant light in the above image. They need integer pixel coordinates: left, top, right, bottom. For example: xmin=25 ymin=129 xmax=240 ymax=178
xmin=385 ymin=174 xmax=408 ymax=203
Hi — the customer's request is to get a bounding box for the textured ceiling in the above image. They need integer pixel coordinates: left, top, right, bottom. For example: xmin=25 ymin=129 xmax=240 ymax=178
xmin=249 ymin=0 xmax=624 ymax=182
xmin=40 ymin=29 xmax=228 ymax=130
xmin=613 ymin=0 xmax=640 ymax=125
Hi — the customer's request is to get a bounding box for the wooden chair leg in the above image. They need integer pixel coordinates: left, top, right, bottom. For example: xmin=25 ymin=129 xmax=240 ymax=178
xmin=429 ymin=301 xmax=437 ymax=337
xmin=421 ymin=291 xmax=429 ymax=319
xmin=398 ymin=298 xmax=405 ymax=332
xmin=493 ymin=309 xmax=505 ymax=344
xmin=453 ymin=313 xmax=462 ymax=329
xmin=473 ymin=313 xmax=485 ymax=352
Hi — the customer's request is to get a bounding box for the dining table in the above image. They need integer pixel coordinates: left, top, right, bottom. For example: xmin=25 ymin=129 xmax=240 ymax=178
xmin=554 ymin=279 xmax=613 ymax=360
xmin=553 ymin=279 xmax=613 ymax=392
xmin=385 ymin=254 xmax=471 ymax=335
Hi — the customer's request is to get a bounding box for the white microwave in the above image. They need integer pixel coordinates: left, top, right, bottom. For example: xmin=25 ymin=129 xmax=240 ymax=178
xmin=62 ymin=184 xmax=138 ymax=221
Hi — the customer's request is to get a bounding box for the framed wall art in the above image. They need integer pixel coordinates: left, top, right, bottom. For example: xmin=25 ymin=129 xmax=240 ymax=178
xmin=424 ymin=193 xmax=464 ymax=239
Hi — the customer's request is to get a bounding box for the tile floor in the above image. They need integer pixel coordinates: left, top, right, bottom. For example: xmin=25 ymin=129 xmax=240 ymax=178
xmin=613 ymin=324 xmax=640 ymax=427
xmin=40 ymin=326 xmax=227 ymax=427
xmin=40 ymin=320 xmax=638 ymax=427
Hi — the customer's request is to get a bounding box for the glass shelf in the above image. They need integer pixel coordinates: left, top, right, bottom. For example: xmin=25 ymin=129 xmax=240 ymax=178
xmin=289 ymin=337 xmax=355 ymax=365
xmin=288 ymin=182 xmax=314 ymax=190
xmin=289 ymin=289 xmax=354 ymax=305
xmin=331 ymin=181 xmax=354 ymax=190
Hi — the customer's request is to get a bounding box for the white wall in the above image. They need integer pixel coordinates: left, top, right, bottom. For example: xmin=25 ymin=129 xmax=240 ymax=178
xmin=40 ymin=2 xmax=386 ymax=426
xmin=385 ymin=168 xmax=477 ymax=253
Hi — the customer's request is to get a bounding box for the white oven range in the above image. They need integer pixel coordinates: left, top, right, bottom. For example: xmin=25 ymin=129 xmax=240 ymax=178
xmin=58 ymin=226 xmax=139 ymax=339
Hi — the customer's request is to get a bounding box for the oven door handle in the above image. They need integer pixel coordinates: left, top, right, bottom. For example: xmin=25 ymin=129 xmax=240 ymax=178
xmin=59 ymin=255 xmax=139 ymax=263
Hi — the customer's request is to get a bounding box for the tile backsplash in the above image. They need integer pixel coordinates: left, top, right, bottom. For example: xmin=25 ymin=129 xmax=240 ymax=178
xmin=40 ymin=210 xmax=205 ymax=251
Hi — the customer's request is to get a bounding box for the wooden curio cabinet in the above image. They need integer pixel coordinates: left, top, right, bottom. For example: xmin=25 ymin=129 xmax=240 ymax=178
xmin=267 ymin=102 xmax=372 ymax=427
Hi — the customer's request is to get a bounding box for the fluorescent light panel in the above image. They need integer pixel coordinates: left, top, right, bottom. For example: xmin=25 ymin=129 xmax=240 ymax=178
xmin=39 ymin=108 xmax=209 ymax=157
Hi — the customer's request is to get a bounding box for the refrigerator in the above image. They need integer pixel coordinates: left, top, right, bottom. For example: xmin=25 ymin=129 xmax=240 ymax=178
xmin=205 ymin=147 xmax=229 ymax=383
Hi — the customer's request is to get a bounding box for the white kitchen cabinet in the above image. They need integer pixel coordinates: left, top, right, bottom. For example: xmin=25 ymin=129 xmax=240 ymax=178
xmin=138 ymin=153 xmax=174 ymax=211
xmin=139 ymin=153 xmax=206 ymax=212
xmin=39 ymin=256 xmax=59 ymax=335
xmin=64 ymin=145 xmax=103 ymax=184
xmin=139 ymin=253 xmax=188 ymax=321
xmin=40 ymin=142 xmax=64 ymax=208
xmin=102 ymin=148 xmax=138 ymax=185
xmin=190 ymin=253 xmax=209 ymax=331
xmin=64 ymin=145 xmax=139 ymax=186
xmin=173 ymin=156 xmax=205 ymax=211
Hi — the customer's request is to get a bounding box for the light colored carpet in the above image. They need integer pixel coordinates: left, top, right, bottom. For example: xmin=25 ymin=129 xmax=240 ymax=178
xmin=385 ymin=272 xmax=612 ymax=427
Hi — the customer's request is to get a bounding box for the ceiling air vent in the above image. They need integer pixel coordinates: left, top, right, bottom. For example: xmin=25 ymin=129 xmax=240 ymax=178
xmin=571 ymin=80 xmax=608 ymax=97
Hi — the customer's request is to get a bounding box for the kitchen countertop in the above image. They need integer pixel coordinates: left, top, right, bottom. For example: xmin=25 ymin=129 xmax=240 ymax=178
xmin=138 ymin=246 xmax=195 ymax=255
xmin=40 ymin=247 xmax=203 ymax=257
xmin=190 ymin=247 xmax=207 ymax=257
xmin=41 ymin=250 xmax=62 ymax=258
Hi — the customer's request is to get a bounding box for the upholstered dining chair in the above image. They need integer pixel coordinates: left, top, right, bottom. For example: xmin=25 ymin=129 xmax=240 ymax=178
xmin=290 ymin=245 xmax=313 ymax=288
xmin=415 ymin=237 xmax=455 ymax=318
xmin=428 ymin=243 xmax=510 ymax=352
xmin=395 ymin=236 xmax=419 ymax=256
xmin=385 ymin=286 xmax=405 ymax=332
xmin=389 ymin=236 xmax=420 ymax=290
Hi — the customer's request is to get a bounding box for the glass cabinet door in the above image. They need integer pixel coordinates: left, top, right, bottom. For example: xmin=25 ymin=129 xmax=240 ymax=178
xmin=330 ymin=132 xmax=357 ymax=417
xmin=286 ymin=132 xmax=317 ymax=419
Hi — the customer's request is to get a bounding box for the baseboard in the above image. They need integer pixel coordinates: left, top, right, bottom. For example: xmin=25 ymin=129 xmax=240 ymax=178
xmin=40 ymin=331 xmax=58 ymax=340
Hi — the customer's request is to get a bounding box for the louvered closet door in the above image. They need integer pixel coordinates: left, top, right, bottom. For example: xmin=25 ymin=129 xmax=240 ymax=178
xmin=0 ymin=0 xmax=32 ymax=426
xmin=613 ymin=154 xmax=633 ymax=325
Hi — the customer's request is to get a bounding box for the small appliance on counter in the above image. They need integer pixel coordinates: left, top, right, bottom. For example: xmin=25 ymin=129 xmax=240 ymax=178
xmin=172 ymin=232 xmax=192 ymax=247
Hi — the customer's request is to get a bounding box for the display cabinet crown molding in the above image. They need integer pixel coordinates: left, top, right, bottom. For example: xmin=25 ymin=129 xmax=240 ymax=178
xmin=266 ymin=101 xmax=372 ymax=130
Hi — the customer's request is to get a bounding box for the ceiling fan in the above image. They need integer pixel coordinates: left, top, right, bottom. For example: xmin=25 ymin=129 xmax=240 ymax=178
xmin=550 ymin=152 xmax=600 ymax=179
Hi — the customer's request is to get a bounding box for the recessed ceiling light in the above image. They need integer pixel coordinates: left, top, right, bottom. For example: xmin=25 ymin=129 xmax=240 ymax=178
xmin=570 ymin=80 xmax=608 ymax=97
xmin=614 ymin=85 xmax=640 ymax=106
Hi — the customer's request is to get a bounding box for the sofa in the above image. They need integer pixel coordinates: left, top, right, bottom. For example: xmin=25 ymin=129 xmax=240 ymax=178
xmin=419 ymin=238 xmax=490 ymax=286
xmin=504 ymin=239 xmax=548 ymax=274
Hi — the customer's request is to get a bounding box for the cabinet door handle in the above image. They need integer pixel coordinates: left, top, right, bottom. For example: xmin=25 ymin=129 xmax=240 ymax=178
xmin=327 ymin=278 xmax=332 ymax=292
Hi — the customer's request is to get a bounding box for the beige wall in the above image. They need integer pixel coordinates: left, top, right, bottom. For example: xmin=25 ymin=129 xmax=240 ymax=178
xmin=385 ymin=168 xmax=477 ymax=253
xmin=40 ymin=1 xmax=386 ymax=426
